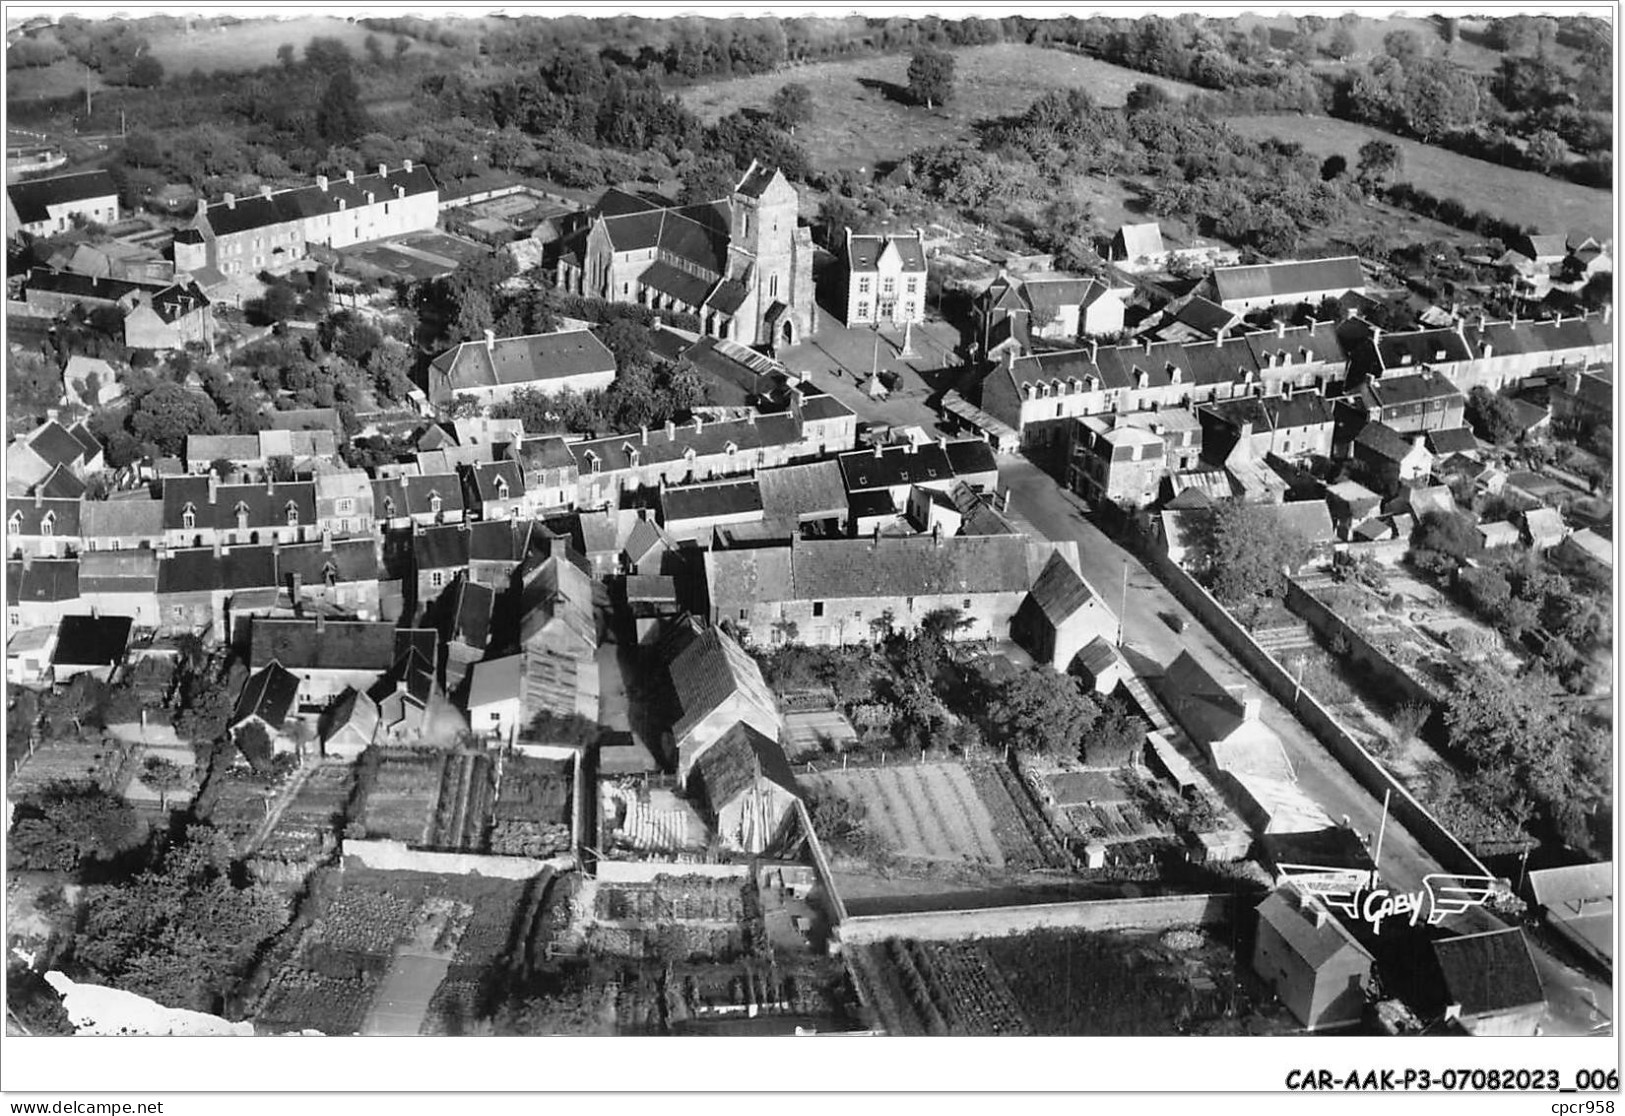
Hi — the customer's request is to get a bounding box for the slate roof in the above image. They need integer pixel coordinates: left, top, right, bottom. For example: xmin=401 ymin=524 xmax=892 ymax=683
xmin=249 ymin=618 xmax=400 ymax=672
xmin=519 ymin=555 xmax=596 ymax=653
xmin=662 ymin=478 xmax=763 ymax=524
xmin=276 ymin=538 xmax=381 ymax=586
xmin=26 ymin=268 xmax=163 ymax=305
xmin=232 ymin=662 xmax=300 ymax=730
xmin=1425 ymin=427 xmax=1479 ymax=456
xmin=797 ymin=391 xmax=854 ymax=423
xmin=466 ymin=460 xmax=525 ymax=504
xmin=9 ymin=170 xmax=118 ymax=223
xmin=1212 ymin=256 xmax=1364 ymax=304
xmin=50 ymin=614 xmax=132 ymax=668
xmin=1245 ymin=323 xmax=1346 ymax=368
xmin=847 ymin=231 xmax=927 ymax=272
xmin=427 ymin=328 xmax=616 ymax=401
xmin=1026 ymin=551 xmax=1096 ymax=626
xmin=1173 ymin=296 xmax=1241 ymax=336
xmin=160 ymin=477 xmax=317 ymax=531
xmin=734 ymin=161 xmax=781 ymax=200
xmin=1353 ymin=420 xmax=1416 ymax=463
xmin=201 ymin=164 xmax=436 ymax=237
xmin=34 ymin=465 xmax=86 ymax=500
xmin=1430 ymin=929 xmax=1545 ymax=1016
xmin=1377 ymin=328 xmax=1473 ymax=370
xmin=516 ymin=436 xmax=578 ymax=475
xmin=156 ymin=545 xmax=278 ymax=594
xmin=598 ymin=205 xmax=730 ymax=274
xmin=707 ymin=534 xmax=1040 ymax=611
xmin=622 ymin=517 xmax=671 ymax=563
xmin=1524 ymin=506 xmax=1566 ymax=542
xmin=21 ymin=420 xmax=98 ymax=470
xmin=1269 ymin=500 xmax=1336 ymax=546
xmin=1022 ymin=277 xmax=1100 ymax=311
xmin=1202 ymin=394 xmax=1332 ymax=435
xmin=7 ymin=558 xmax=80 ymax=603
xmin=7 ymin=497 xmax=81 ymax=537
xmin=668 ymin=625 xmax=778 ymax=745
xmin=640 ymin=260 xmax=716 ymax=308
xmin=75 ymin=549 xmax=157 ymax=594
xmin=1257 ymin=827 xmax=1377 ymax=877
xmin=759 ymin=460 xmax=848 ymax=521
xmin=838 ymin=443 xmax=952 ymax=491
xmin=371 ymin=473 xmax=465 ymax=519
xmin=446 ymin=576 xmax=494 ymax=649
xmin=1179 ymin=335 xmax=1262 ymax=387
xmin=144 ymin=281 xmax=210 ymax=324
xmin=692 ymin=721 xmax=799 ymax=807
xmin=1157 ymin=651 xmax=1252 ymax=746
xmin=1256 ymin=886 xmax=1372 ymax=971
xmin=1362 ymin=369 xmax=1464 ymax=409
xmin=570 ymin=414 xmax=800 ymax=472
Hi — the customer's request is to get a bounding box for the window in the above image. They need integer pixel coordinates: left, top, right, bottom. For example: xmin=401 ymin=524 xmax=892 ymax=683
xmin=336 ymin=498 xmax=354 ymax=514
xmin=738 ymin=608 xmax=749 ymax=621
xmin=856 ymin=301 xmax=870 ymax=320
xmin=1056 ymin=403 xmax=1064 ymax=418
xmin=882 ymin=277 xmax=895 ymax=295
xmin=8 ymin=610 xmax=18 ymax=627
xmin=38 ymin=514 xmax=51 ymax=537
xmin=812 ymin=602 xmax=825 ymax=617
xmin=428 ymin=494 xmax=442 ymax=515
xmin=382 ymin=496 xmax=396 ymax=518
xmin=430 ymin=570 xmax=445 ymax=589
xmin=181 ymin=508 xmax=195 ymax=530
xmin=962 ymin=598 xmax=971 ymax=609
xmin=490 ymin=712 xmax=502 ymax=724
xmin=6 ymin=513 xmax=19 ymax=535
xmin=285 ymin=502 xmax=300 ymax=526
xmin=907 ymin=277 xmax=918 ymax=294
xmin=858 ymin=277 xmax=871 ymax=294
xmin=770 ymin=274 xmax=778 ymax=298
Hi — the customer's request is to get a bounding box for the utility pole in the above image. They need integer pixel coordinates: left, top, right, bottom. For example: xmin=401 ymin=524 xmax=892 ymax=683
xmin=1117 ymin=560 xmax=1128 ymax=647
xmin=1372 ymin=788 xmax=1391 ymax=875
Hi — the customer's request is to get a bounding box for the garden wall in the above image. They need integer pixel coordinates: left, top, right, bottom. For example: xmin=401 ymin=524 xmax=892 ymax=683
xmin=797 ymin=798 xmax=850 ymax=927
xmin=836 ymin=892 xmax=1232 ymax=947
xmin=1285 ymin=578 xmax=1444 ymax=709
xmin=1140 ymin=547 xmax=1489 ymax=880
xmin=342 ymin=839 xmax=572 ymax=879
xmin=593 ymin=860 xmax=750 ymax=884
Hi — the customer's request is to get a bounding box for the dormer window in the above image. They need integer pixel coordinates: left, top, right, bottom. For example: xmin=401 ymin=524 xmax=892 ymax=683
xmin=7 ymin=512 xmax=20 ymax=536
xmin=1400 ymin=353 xmax=1414 ymax=365
xmin=382 ymin=496 xmax=396 ymax=518
xmin=684 ymin=447 xmax=697 ymax=462
xmin=235 ymin=501 xmax=251 ymax=530
xmin=181 ymin=504 xmax=196 ymax=531
xmin=493 ymin=475 xmax=509 ymax=499
xmin=39 ymin=512 xmax=53 ymax=537
xmin=322 ymin=561 xmax=339 ymax=587
xmin=585 ymin=451 xmax=601 ymax=475
xmin=428 ymin=492 xmax=443 ymax=514
xmin=1167 ymin=363 xmax=1181 ymax=384
xmin=285 ymin=501 xmax=300 ymax=527
xmin=1135 ymin=371 xmax=1148 ymax=389
xmin=1299 ymin=347 xmax=1311 ymax=364
xmin=725 ymin=442 xmax=738 ymax=457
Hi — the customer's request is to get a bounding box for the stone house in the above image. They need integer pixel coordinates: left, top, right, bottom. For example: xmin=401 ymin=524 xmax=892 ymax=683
xmin=842 ymin=228 xmax=927 ymax=327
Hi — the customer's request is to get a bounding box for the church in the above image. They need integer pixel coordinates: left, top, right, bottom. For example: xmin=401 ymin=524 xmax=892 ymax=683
xmin=553 ymin=161 xmax=816 ymax=355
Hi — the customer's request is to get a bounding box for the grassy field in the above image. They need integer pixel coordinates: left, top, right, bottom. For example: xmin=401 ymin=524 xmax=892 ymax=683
xmin=147 ymin=16 xmax=416 ymax=75
xmin=1223 ymin=113 xmax=1613 ymax=241
xmin=681 ymin=42 xmax=1203 ymax=175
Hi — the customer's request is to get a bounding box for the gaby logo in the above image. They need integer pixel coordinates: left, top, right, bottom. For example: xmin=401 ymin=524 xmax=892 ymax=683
xmin=1276 ymin=865 xmax=1500 ymax=933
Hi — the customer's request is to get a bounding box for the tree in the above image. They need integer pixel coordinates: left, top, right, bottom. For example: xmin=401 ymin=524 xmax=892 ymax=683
xmin=7 ymin=784 xmax=146 ymax=873
xmin=316 ymin=68 xmax=371 ymax=146
xmin=1124 ymin=81 xmax=1173 ymax=114
xmin=1524 ymin=129 xmax=1565 ymax=173
xmin=1382 ymin=29 xmax=1423 ymax=62
xmin=72 ymin=826 xmax=288 ymax=1014
xmin=126 ymin=53 xmax=164 ymax=88
xmin=1320 ymin=154 xmax=1347 ymax=181
xmin=128 ymin=383 xmax=220 ymax=459
xmin=1327 ymin=24 xmax=1357 ymax=60
xmin=906 ymin=46 xmax=956 ymax=108
xmin=987 ymin=667 xmax=1099 ymax=758
xmin=767 ymin=82 xmax=813 ymax=133
xmin=234 ymin=722 xmax=275 ymax=773
xmin=1082 ymin=696 xmax=1146 ymax=767
xmin=276 ymin=42 xmax=296 ymax=69
xmin=1355 ymin=139 xmax=1402 ymax=190
xmin=140 ymin=756 xmax=188 ymax=813
xmin=1411 ymin=508 xmax=1482 ymax=566
xmin=1199 ymin=500 xmax=1312 ymax=606
xmin=1466 ymin=385 xmax=1525 ymax=446
xmin=253 ymin=281 xmax=299 ymax=325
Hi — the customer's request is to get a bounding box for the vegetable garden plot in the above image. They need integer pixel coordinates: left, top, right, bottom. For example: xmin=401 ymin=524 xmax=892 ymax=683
xmin=593 ymin=875 xmax=749 ymax=923
xmin=259 ymin=764 xmax=357 ymax=861
xmin=356 ymin=752 xmax=446 ymax=843
xmin=490 ymin=754 xmax=573 ymax=858
xmin=809 ymin=764 xmax=1005 ymax=867
xmin=963 ymin=764 xmax=1046 ymax=871
xmin=425 ymin=752 xmax=495 ymax=852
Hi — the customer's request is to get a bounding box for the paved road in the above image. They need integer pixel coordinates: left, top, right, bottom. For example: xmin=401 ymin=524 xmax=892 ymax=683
xmin=998 ymin=455 xmax=1612 ymax=1036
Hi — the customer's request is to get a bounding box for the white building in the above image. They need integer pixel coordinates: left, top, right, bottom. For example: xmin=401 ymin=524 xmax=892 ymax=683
xmin=844 ymin=228 xmax=927 ymax=326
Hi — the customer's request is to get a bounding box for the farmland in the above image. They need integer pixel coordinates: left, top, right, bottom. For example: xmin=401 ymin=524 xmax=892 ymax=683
xmin=1223 ymin=114 xmax=1613 ymax=241
xmin=681 ymin=42 xmax=1202 ymax=176
xmin=806 ymin=762 xmax=1005 ymax=869
xmin=255 ymin=865 xmax=540 ymax=1035
xmin=146 ymin=16 xmax=427 ymax=75
xmin=849 ymin=926 xmax=1270 ymax=1036
xmin=254 ymin=763 xmax=356 ymax=866
xmin=353 ymin=750 xmax=443 ymax=844
xmin=425 ymin=752 xmax=494 ymax=852
xmin=489 ymin=754 xmax=573 ymax=859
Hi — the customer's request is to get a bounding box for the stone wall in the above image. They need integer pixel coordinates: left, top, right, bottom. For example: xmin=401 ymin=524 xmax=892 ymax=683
xmin=342 ymin=838 xmax=571 ymax=879
xmin=836 ymin=892 xmax=1232 ymax=947
xmin=1286 ymin=577 xmax=1444 ymax=708
xmin=593 ymin=859 xmax=749 ymax=884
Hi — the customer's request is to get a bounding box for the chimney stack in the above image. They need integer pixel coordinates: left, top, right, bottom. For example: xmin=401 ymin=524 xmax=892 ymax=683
xmin=872 ymin=442 xmax=883 ymax=460
xmin=1089 ymin=339 xmax=1099 ymax=363
xmin=403 ymin=159 xmax=413 ymax=173
xmin=316 ymin=175 xmax=329 ymax=192
xmin=1242 ymin=696 xmax=1262 ymax=721
xmin=937 ymin=435 xmax=947 ymax=452
xmin=223 ymin=192 xmax=236 ymax=210
xmin=1003 ymin=347 xmax=1017 ymax=372
xmin=345 ymin=169 xmax=356 ymax=185
xmin=378 ymin=163 xmax=388 ymax=179
xmin=1001 ymin=489 xmax=1011 ymax=513
xmin=289 ymin=571 xmax=304 ymax=603
xmin=484 ymin=328 xmax=496 ymax=353
xmin=640 ymin=425 xmax=648 ymax=446
xmin=260 ymin=184 xmax=273 ymax=200
xmin=314 ymin=613 xmax=325 ymax=636
xmin=1276 ymin=319 xmax=1286 ymax=338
